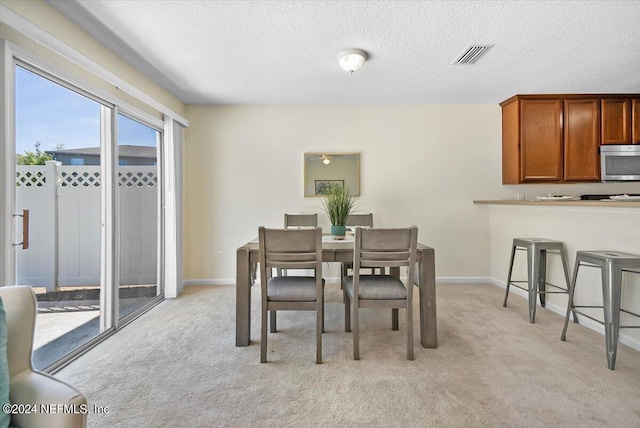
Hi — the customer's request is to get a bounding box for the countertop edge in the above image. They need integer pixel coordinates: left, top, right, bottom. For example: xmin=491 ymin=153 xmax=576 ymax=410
xmin=473 ymin=199 xmax=640 ymax=208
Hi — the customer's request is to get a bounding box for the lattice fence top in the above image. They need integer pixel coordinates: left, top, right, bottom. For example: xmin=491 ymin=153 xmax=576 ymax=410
xmin=60 ymin=170 xmax=101 ymax=187
xmin=16 ymin=169 xmax=46 ymax=187
xmin=16 ymin=166 xmax=158 ymax=187
xmin=119 ymin=170 xmax=158 ymax=187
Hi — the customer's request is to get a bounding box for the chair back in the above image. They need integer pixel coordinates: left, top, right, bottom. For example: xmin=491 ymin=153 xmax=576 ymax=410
xmin=259 ymin=226 xmax=323 ymax=273
xmin=284 ymin=213 xmax=317 ymax=229
xmin=0 ymin=285 xmax=37 ymax=376
xmin=345 ymin=213 xmax=373 ymax=228
xmin=354 ymin=226 xmax=418 ymax=275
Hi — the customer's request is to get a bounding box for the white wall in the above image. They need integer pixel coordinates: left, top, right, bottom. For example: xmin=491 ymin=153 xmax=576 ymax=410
xmin=184 ymin=104 xmax=500 ymax=281
xmin=183 ymin=104 xmax=640 ymax=284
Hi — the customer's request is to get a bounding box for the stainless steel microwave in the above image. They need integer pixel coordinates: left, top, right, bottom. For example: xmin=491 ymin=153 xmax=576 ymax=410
xmin=600 ymin=145 xmax=640 ymax=182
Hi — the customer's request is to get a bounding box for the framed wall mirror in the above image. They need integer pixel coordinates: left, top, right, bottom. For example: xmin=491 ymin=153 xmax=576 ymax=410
xmin=304 ymin=152 xmax=360 ymax=197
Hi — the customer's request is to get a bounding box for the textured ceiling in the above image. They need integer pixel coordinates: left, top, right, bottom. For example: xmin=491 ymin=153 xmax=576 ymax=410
xmin=47 ymin=0 xmax=640 ymax=105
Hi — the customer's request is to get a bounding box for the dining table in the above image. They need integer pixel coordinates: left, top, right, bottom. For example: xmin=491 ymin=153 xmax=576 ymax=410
xmin=235 ymin=235 xmax=437 ymax=348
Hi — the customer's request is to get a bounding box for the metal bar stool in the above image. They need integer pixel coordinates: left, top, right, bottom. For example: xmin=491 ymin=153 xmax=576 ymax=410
xmin=503 ymin=238 xmax=572 ymax=323
xmin=561 ymin=250 xmax=640 ymax=370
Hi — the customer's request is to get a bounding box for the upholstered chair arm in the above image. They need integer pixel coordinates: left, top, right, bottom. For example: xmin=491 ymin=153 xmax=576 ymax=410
xmin=10 ymin=369 xmax=87 ymax=428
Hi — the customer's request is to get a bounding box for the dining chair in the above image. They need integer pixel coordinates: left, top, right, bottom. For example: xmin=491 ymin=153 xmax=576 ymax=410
xmin=342 ymin=213 xmax=383 ymax=279
xmin=279 ymin=214 xmax=319 ymax=276
xmin=259 ymin=226 xmax=324 ymax=364
xmin=271 ymin=213 xmax=320 ymax=333
xmin=345 ymin=213 xmax=374 ymax=228
xmin=341 ymin=213 xmax=380 ymax=294
xmin=253 ymin=213 xmax=317 ymax=285
xmin=284 ymin=213 xmax=318 ymax=229
xmin=343 ymin=226 xmax=418 ymax=360
xmin=280 ymin=214 xmax=318 ymax=275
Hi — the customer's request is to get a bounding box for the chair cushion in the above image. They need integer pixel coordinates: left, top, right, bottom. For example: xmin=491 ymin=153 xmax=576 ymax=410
xmin=344 ymin=275 xmax=407 ymax=300
xmin=1 ymin=296 xmax=10 ymax=428
xmin=267 ymin=277 xmax=324 ymax=302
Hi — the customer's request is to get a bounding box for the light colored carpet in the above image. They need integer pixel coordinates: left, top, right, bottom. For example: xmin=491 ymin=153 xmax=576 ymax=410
xmin=58 ymin=283 xmax=640 ymax=427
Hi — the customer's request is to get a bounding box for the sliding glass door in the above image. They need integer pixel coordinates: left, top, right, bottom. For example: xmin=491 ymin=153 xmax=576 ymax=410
xmin=117 ymin=113 xmax=162 ymax=319
xmin=12 ymin=63 xmax=164 ymax=370
xmin=15 ymin=65 xmax=105 ymax=369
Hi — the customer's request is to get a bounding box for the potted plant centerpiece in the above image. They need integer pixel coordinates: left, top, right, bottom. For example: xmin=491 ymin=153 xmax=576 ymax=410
xmin=321 ymin=184 xmax=357 ymax=239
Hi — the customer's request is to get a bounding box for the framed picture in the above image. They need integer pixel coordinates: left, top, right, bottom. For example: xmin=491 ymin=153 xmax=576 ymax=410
xmin=315 ymin=180 xmax=344 ymax=196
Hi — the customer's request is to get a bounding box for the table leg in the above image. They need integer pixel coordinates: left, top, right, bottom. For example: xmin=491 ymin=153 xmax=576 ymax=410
xmin=236 ymin=248 xmax=251 ymax=346
xmin=419 ymin=248 xmax=437 ymax=348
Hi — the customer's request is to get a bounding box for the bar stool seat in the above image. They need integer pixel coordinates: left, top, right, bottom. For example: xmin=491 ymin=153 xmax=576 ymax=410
xmin=561 ymin=250 xmax=640 ymax=370
xmin=503 ymin=238 xmax=572 ymax=323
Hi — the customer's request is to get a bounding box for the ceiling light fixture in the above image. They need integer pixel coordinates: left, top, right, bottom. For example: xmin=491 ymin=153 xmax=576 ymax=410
xmin=337 ymin=49 xmax=367 ymax=73
xmin=322 ymin=155 xmax=331 ymax=165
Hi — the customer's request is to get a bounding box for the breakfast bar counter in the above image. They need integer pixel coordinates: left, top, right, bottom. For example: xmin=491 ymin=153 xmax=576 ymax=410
xmin=473 ymin=199 xmax=640 ymax=208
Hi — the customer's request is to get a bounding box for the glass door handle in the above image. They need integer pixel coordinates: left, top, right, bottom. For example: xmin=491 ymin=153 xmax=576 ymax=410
xmin=12 ymin=209 xmax=29 ymax=249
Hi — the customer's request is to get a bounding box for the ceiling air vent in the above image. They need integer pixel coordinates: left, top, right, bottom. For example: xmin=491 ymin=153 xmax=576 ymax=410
xmin=452 ymin=44 xmax=494 ymax=65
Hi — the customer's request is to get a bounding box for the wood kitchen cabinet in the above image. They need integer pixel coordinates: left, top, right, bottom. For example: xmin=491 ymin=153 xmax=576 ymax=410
xmin=502 ymin=97 xmax=563 ymax=183
xmin=501 ymin=95 xmax=602 ymax=184
xmin=563 ymin=99 xmax=600 ymax=181
xmin=601 ymin=97 xmax=640 ymax=144
xmin=633 ymin=98 xmax=640 ymax=144
xmin=518 ymin=99 xmax=563 ymax=182
xmin=601 ymin=98 xmax=630 ymax=144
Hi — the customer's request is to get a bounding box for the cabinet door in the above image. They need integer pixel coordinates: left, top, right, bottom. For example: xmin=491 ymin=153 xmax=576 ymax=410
xmin=520 ymin=99 xmax=563 ymax=182
xmin=564 ymin=99 xmax=600 ymax=181
xmin=633 ymin=98 xmax=640 ymax=144
xmin=501 ymin=100 xmax=520 ymax=184
xmin=601 ymin=98 xmax=630 ymax=144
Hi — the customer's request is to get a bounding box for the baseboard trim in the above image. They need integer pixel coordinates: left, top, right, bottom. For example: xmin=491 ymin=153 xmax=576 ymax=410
xmin=183 ymin=279 xmax=233 ymax=286
xmin=436 ymin=277 xmax=494 ymax=284
xmin=490 ymin=279 xmax=640 ymax=353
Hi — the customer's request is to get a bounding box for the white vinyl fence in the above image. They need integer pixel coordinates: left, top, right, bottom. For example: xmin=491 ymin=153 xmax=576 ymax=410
xmin=16 ymin=161 xmax=158 ymax=292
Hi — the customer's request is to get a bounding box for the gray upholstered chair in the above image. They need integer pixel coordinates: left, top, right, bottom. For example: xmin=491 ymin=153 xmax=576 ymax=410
xmin=259 ymin=226 xmax=324 ymax=364
xmin=0 ymin=285 xmax=87 ymax=428
xmin=279 ymin=214 xmax=318 ymax=276
xmin=284 ymin=213 xmax=318 ymax=229
xmin=343 ymin=226 xmax=418 ymax=360
xmin=252 ymin=215 xmax=318 ymax=284
xmin=342 ymin=213 xmax=383 ymax=280
xmin=270 ymin=213 xmax=320 ymax=332
xmin=345 ymin=213 xmax=374 ymax=229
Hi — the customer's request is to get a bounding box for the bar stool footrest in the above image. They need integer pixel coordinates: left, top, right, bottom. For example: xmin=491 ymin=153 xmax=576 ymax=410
xmin=508 ymin=281 xmax=569 ymax=294
xmin=572 ymin=306 xmax=640 ymax=328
